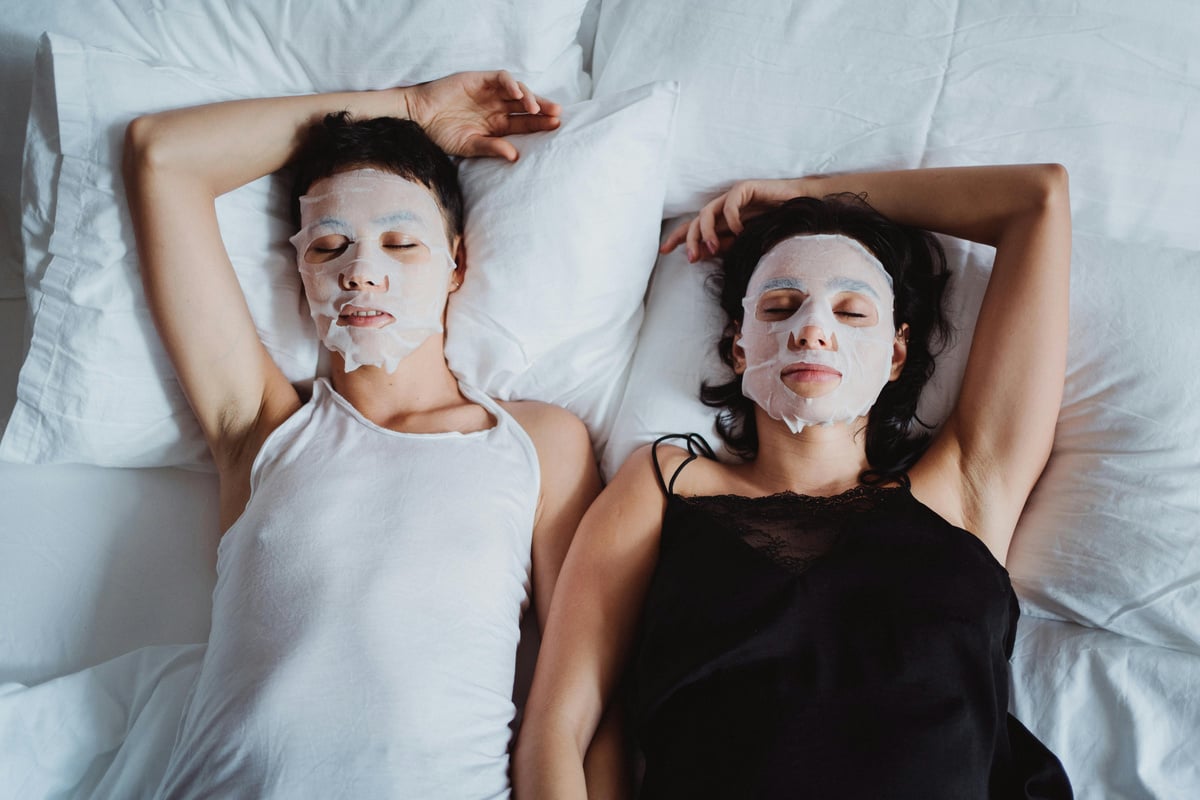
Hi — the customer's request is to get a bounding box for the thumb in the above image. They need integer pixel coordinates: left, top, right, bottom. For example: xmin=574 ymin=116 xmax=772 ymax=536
xmin=466 ymin=134 xmax=519 ymax=162
xmin=661 ymin=219 xmax=690 ymax=253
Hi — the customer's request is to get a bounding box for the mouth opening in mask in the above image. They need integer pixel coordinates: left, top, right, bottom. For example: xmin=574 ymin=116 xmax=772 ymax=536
xmin=337 ymin=306 xmax=397 ymax=328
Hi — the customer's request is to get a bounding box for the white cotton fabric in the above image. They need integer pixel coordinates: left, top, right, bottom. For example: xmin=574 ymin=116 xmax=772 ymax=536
xmin=1 ymin=33 xmax=674 ymax=468
xmin=154 ymin=379 xmax=539 ymax=799
xmin=1008 ymin=617 xmax=1200 ymax=799
xmin=0 ymin=0 xmax=593 ymax=298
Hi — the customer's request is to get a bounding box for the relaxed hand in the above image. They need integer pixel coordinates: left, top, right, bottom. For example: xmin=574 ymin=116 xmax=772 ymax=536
xmin=403 ymin=70 xmax=562 ymax=161
xmin=661 ymin=178 xmax=810 ymax=261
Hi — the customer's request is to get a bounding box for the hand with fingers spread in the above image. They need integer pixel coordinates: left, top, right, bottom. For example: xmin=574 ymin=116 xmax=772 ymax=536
xmin=661 ymin=178 xmax=812 ymax=262
xmin=403 ymin=70 xmax=562 ymax=162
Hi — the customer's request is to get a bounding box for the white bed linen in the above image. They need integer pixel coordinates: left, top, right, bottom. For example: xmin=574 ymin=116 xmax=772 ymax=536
xmin=2 ymin=2 xmax=1199 ymax=798
xmin=0 ymin=297 xmax=214 ymax=798
xmin=0 ymin=645 xmax=203 ymax=800
xmin=0 ymin=296 xmax=213 ymax=683
xmin=1011 ymin=617 xmax=1200 ymax=800
xmin=0 ymin=0 xmax=594 ymax=300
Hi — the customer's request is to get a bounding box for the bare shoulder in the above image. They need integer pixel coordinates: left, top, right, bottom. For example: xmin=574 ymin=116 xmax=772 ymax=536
xmin=500 ymin=398 xmax=589 ymax=450
xmin=638 ymin=437 xmax=738 ymax=498
xmin=598 ymin=442 xmax=673 ymax=520
xmin=499 ymin=399 xmax=600 ymax=520
xmin=609 ymin=438 xmax=730 ymax=506
xmin=499 ymin=400 xmax=595 ymax=482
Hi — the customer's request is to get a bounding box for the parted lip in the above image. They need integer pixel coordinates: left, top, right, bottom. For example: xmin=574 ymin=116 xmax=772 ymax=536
xmin=781 ymin=361 xmax=842 ymax=380
xmin=336 ymin=305 xmax=395 ymax=327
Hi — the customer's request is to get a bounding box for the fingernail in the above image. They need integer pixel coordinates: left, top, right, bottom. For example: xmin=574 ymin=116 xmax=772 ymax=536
xmin=686 ymin=246 xmax=696 ymax=262
xmin=706 ymin=239 xmax=717 ymax=254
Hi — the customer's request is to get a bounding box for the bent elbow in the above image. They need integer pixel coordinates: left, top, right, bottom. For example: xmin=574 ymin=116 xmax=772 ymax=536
xmin=1032 ymin=162 xmax=1070 ymax=209
xmin=123 ymin=114 xmax=176 ymax=183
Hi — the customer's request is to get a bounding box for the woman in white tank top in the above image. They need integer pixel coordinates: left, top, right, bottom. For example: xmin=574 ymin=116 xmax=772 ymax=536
xmin=125 ymin=72 xmax=616 ymax=798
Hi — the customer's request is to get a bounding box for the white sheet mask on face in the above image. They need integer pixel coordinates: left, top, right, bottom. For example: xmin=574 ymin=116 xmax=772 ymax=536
xmin=739 ymin=234 xmax=897 ymax=433
xmin=290 ymin=168 xmax=456 ymax=374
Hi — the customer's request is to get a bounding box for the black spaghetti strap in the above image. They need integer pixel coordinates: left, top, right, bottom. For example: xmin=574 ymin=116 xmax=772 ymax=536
xmin=651 ymin=433 xmax=716 ymax=498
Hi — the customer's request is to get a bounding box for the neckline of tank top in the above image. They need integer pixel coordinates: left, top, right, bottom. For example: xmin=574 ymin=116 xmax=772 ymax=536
xmin=316 ymin=377 xmax=503 ymax=440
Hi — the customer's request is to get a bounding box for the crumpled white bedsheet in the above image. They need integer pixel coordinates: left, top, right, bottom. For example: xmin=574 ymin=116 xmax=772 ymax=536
xmin=4 ymin=614 xmax=1198 ymax=800
xmin=1010 ymin=615 xmax=1200 ymax=800
xmin=0 ymin=644 xmax=202 ymax=800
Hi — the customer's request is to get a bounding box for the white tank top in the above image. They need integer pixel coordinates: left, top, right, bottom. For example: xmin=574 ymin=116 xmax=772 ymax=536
xmin=156 ymin=379 xmax=539 ymax=799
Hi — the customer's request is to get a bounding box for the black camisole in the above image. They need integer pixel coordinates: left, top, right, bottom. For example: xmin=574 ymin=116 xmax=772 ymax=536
xmin=630 ymin=435 xmax=1072 ymax=799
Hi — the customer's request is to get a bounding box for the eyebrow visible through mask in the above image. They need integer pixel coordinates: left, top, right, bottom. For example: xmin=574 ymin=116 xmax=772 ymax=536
xmin=757 ymin=277 xmax=807 ymax=293
xmin=309 ymin=217 xmax=354 ymax=236
xmin=827 ymin=277 xmax=881 ymax=300
xmin=373 ymin=210 xmax=423 ymax=227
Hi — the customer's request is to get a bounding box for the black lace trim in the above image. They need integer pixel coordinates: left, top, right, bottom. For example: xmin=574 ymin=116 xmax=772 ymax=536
xmin=672 ymin=485 xmax=908 ymax=575
xmin=676 ymin=483 xmax=905 ymax=511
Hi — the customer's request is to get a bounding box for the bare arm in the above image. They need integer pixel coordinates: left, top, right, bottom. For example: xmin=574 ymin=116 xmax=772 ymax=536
xmin=514 ymin=445 xmax=669 ymax=799
xmin=506 ymin=403 xmax=602 ymax=636
xmin=506 ymin=402 xmax=633 ymax=798
xmin=123 ymin=73 xmax=560 ymax=473
xmin=666 ymin=166 xmax=1072 ymax=560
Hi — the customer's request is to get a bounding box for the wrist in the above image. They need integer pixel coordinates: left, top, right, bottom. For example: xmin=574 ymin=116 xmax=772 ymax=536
xmin=395 ymin=85 xmax=421 ymax=125
xmin=792 ymin=176 xmax=824 ymax=199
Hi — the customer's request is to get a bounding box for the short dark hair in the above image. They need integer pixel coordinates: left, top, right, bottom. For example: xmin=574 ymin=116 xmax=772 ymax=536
xmin=290 ymin=112 xmax=464 ymax=242
xmin=700 ymin=193 xmax=952 ymax=484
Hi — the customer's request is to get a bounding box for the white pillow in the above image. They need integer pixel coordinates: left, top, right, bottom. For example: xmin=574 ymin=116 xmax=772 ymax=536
xmin=1 ymin=32 xmax=677 ymax=467
xmin=602 ymin=228 xmax=987 ymax=477
xmin=592 ymin=0 xmax=1200 ymax=249
xmin=592 ymin=0 xmax=947 ymax=217
xmin=1007 ymin=236 xmax=1200 ymax=653
xmin=917 ymin=1 xmax=1200 ymax=252
xmin=448 ymin=82 xmax=679 ymax=459
xmin=608 ymin=230 xmax=1200 ymax=653
xmin=599 ymin=230 xmax=726 ymax=478
xmin=0 ymin=0 xmax=594 ymax=299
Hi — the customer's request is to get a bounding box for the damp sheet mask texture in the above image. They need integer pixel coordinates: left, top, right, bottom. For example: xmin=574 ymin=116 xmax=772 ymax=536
xmin=291 ymin=169 xmax=455 ymax=373
xmin=740 ymin=235 xmax=897 ymax=433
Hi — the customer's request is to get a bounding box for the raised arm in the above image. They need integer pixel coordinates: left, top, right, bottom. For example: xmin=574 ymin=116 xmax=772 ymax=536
xmin=808 ymin=167 xmax=1070 ymax=561
xmin=668 ymin=166 xmax=1071 ymax=560
xmin=514 ymin=446 xmax=669 ymax=799
xmin=123 ymin=73 xmax=560 ymax=476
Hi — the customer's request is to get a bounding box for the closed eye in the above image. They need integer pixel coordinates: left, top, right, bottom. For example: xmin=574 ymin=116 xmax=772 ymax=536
xmin=756 ymin=289 xmax=804 ymax=319
xmin=833 ymin=292 xmax=877 ymax=324
xmin=305 ymin=235 xmax=351 ymax=263
xmin=379 ymin=232 xmax=429 ymax=261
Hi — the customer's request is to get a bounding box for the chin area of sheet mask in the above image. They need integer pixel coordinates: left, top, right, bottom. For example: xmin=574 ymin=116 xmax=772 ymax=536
xmin=740 ymin=234 xmax=897 ymax=433
xmin=291 ymin=168 xmax=455 ymax=374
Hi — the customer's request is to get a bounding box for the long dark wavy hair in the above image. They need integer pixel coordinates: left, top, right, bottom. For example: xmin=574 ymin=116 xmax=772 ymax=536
xmin=700 ymin=193 xmax=952 ymax=484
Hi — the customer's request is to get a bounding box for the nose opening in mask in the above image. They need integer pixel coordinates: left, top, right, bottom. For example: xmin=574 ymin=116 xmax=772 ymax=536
xmin=338 ymin=265 xmax=390 ymax=293
xmin=788 ymin=325 xmax=834 ymax=350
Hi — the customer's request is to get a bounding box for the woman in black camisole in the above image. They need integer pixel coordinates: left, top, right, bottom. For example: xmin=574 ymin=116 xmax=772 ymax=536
xmin=515 ymin=166 xmax=1074 ymax=799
